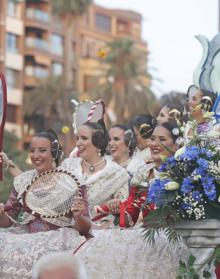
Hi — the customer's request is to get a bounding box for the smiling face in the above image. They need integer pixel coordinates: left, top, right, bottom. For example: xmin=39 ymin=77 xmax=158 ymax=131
xmin=149 ymin=126 xmax=177 ymax=164
xmin=109 ymin=127 xmax=129 ymax=164
xmin=156 ymin=106 xmax=170 ymax=124
xmin=30 ymin=137 xmax=54 ymax=174
xmin=76 ymin=125 xmax=99 ymax=161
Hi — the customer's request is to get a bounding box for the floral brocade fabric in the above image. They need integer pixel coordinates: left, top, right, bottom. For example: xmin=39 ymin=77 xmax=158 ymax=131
xmin=76 ymin=227 xmax=189 ymax=279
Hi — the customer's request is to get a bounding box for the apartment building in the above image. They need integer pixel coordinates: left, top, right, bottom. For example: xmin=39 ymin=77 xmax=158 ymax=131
xmin=74 ymin=4 xmax=149 ymax=99
xmin=0 ymin=0 xmax=24 ymax=148
xmin=0 ymin=1 xmax=149 ymax=149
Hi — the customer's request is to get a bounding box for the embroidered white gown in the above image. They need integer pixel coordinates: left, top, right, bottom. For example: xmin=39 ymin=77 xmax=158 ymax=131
xmin=0 ymin=159 xmax=129 ymax=279
xmin=74 ymin=162 xmax=189 ymax=279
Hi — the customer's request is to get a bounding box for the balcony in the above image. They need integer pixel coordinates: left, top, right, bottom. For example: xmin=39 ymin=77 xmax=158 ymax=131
xmin=25 ymin=8 xmax=49 ymax=30
xmin=25 ymin=65 xmax=49 ymax=79
xmin=26 ymin=37 xmax=48 ymax=52
xmin=26 ymin=8 xmax=49 ymax=23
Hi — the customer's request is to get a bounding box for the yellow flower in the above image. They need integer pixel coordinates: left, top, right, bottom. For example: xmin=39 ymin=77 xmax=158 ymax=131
xmin=203 ymin=111 xmax=214 ymax=119
xmin=97 ymin=48 xmax=106 ymax=58
xmin=61 ymin=126 xmax=70 ymax=134
xmin=164 ymin=181 xmax=180 ymax=191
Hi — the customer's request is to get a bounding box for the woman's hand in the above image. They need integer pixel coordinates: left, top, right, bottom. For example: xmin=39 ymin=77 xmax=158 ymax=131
xmin=71 ymin=197 xmax=85 ymax=219
xmin=107 ymin=199 xmax=121 ymax=215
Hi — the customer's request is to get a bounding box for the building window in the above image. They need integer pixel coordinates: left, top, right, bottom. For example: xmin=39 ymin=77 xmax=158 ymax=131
xmin=95 ymin=13 xmax=111 ymax=33
xmin=117 ymin=20 xmax=130 ymax=34
xmin=6 ymin=68 xmax=19 ymax=88
xmin=51 ymin=34 xmax=63 ymax=56
xmin=6 ymin=33 xmax=19 ymax=53
xmin=6 ymin=104 xmax=17 ymax=123
xmin=52 ymin=62 xmax=63 ymax=76
xmin=7 ymin=0 xmax=17 ymax=17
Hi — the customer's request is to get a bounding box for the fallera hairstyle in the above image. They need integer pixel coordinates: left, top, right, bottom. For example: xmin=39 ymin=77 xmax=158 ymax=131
xmin=110 ymin=124 xmax=137 ymax=156
xmin=187 ymin=85 xmax=217 ymax=112
xmin=82 ymin=122 xmax=108 ymax=156
xmin=32 ymin=251 xmax=88 ymax=279
xmin=33 ymin=129 xmax=63 ymax=166
xmin=155 ymin=121 xmax=179 ymax=143
xmin=130 ymin=114 xmax=155 ymax=139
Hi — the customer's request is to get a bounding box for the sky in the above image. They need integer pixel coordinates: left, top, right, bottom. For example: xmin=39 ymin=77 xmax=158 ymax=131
xmin=95 ymin=0 xmax=218 ymax=97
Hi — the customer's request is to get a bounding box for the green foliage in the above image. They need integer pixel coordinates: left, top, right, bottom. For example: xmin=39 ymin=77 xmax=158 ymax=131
xmin=0 ymin=131 xmax=28 ymax=203
xmin=24 ymin=76 xmax=77 ymax=133
xmin=52 ymin=0 xmax=92 ymax=15
xmin=176 ymin=255 xmax=199 ymax=279
xmin=143 ymin=206 xmax=181 ymax=244
xmin=93 ymin=37 xmax=156 ymax=123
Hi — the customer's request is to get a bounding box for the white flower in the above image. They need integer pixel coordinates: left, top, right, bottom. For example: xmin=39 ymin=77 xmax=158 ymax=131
xmin=164 ymin=181 xmax=180 ymax=191
xmin=176 ymin=137 xmax=185 ymax=145
xmin=174 ymin=146 xmax=186 ymax=159
xmin=193 ymin=175 xmax=201 ymax=181
xmin=172 ymin=128 xmax=179 ymax=135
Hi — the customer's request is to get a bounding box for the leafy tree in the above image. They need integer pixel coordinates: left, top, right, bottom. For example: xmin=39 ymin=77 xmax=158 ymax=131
xmin=0 ymin=131 xmax=29 ymax=203
xmin=52 ymin=0 xmax=92 ymax=16
xmin=24 ymin=76 xmax=78 ymax=155
xmin=52 ymin=0 xmax=92 ymax=84
xmin=92 ymin=37 xmax=156 ymax=124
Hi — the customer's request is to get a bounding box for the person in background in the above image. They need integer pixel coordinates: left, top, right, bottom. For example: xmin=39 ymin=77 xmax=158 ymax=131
xmin=129 ymin=114 xmax=155 ymax=162
xmin=32 ymin=252 xmax=88 ymax=279
xmin=156 ymin=103 xmax=184 ymax=125
xmin=185 ymin=85 xmax=219 ymax=141
xmin=108 ymin=124 xmax=138 ymax=173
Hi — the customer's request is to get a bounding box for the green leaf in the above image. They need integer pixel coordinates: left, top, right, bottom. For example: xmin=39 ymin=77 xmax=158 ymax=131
xmin=203 ymin=270 xmax=212 ymax=278
xmin=188 ymin=255 xmax=196 ymax=267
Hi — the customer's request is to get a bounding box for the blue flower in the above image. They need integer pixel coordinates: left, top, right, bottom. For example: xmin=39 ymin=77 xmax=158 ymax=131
xmin=179 ymin=146 xmax=200 ymax=161
xmin=192 ymin=191 xmax=201 ymax=202
xmin=197 ymin=158 xmax=209 ymax=170
xmin=201 ymin=176 xmax=216 ymax=200
xmin=181 ymin=178 xmax=194 ymax=194
xmin=148 ymin=178 xmax=170 ymax=205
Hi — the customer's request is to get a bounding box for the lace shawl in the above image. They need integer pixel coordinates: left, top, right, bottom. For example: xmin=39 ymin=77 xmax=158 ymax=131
xmin=60 ymin=157 xmax=129 ymax=216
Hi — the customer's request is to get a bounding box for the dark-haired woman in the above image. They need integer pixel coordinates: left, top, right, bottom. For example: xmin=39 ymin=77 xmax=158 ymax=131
xmin=156 ymin=103 xmax=184 ymax=125
xmin=0 ymin=130 xmax=91 ymax=279
xmin=130 ymin=114 xmax=155 ymax=162
xmin=108 ymin=124 xmax=145 ymax=176
xmin=60 ymin=122 xmax=130 ymax=220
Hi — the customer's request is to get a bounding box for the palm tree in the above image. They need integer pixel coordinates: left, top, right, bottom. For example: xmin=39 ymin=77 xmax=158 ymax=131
xmin=24 ymin=77 xmax=78 ymax=154
xmin=52 ymin=0 xmax=92 ymax=84
xmin=93 ymin=37 xmax=156 ymax=124
xmin=52 ymin=0 xmax=92 ymax=16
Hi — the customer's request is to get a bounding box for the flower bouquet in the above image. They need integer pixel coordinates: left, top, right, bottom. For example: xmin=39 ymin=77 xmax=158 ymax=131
xmin=144 ymin=138 xmax=220 ymax=243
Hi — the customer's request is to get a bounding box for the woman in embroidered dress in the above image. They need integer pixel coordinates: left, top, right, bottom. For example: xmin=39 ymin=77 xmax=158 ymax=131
xmin=60 ymin=122 xmax=130 ymax=219
xmin=108 ymin=124 xmax=145 ymax=176
xmin=75 ymin=122 xmax=189 ymax=279
xmin=0 ymin=130 xmax=90 ymax=279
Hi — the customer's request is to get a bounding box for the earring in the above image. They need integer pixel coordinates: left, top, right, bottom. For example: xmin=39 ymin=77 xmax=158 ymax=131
xmin=98 ymin=149 xmax=102 ymax=157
